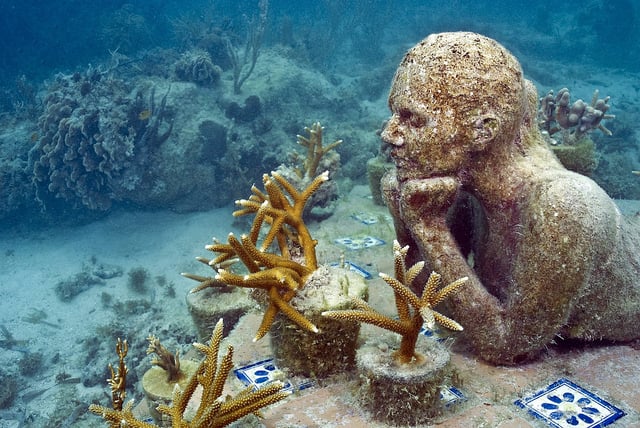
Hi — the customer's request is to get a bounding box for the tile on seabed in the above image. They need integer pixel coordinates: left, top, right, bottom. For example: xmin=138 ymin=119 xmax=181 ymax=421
xmin=234 ymin=358 xmax=314 ymax=392
xmin=514 ymin=377 xmax=625 ymax=428
xmin=334 ymin=236 xmax=385 ymax=250
xmin=441 ymin=385 xmax=466 ymax=407
xmin=350 ymin=211 xmax=378 ymax=225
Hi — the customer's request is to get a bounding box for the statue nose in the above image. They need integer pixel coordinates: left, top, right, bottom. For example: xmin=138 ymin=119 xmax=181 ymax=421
xmin=381 ymin=117 xmax=404 ymax=147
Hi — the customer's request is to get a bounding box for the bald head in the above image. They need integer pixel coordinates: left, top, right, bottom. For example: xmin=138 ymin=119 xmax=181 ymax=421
xmin=383 ymin=32 xmax=529 ymax=180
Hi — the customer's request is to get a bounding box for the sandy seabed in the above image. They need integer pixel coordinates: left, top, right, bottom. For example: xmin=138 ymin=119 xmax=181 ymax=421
xmin=0 ymin=206 xmax=239 ymax=426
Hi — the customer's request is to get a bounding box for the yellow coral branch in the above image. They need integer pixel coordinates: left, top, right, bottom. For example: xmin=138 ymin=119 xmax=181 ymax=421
xmin=323 ymin=240 xmax=467 ymax=365
xmin=271 ymin=290 xmax=317 ymax=333
xmin=92 ymin=319 xmax=289 ymax=427
xmin=296 ymin=122 xmax=342 ymax=179
xmin=215 ymin=381 xmax=290 ymax=426
xmin=185 ymin=171 xmax=328 ymax=342
xmin=254 ymin=299 xmax=280 ymax=342
xmin=321 ymin=309 xmax=409 ymax=335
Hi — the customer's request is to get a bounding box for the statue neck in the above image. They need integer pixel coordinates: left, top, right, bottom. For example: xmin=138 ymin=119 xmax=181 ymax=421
xmin=465 ymin=129 xmax=563 ymax=208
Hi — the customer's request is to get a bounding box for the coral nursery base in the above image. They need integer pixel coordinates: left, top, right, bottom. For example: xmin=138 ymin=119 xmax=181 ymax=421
xmin=356 ymin=334 xmax=452 ymax=425
xmin=270 ymin=266 xmax=368 ymax=379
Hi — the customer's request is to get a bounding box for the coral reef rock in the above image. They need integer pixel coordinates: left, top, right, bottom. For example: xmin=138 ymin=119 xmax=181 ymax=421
xmin=174 ymin=49 xmax=222 ymax=87
xmin=30 ymin=67 xmax=172 ymax=212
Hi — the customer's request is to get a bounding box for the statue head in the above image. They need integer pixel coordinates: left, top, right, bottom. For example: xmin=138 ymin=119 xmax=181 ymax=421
xmin=382 ymin=32 xmax=527 ymax=181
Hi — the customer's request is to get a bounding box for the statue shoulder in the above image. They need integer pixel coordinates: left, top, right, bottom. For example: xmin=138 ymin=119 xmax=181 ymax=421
xmin=528 ymin=172 xmax=619 ymax=241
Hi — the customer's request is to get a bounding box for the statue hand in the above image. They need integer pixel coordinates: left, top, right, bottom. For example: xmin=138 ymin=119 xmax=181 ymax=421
xmin=400 ymin=177 xmax=460 ymax=221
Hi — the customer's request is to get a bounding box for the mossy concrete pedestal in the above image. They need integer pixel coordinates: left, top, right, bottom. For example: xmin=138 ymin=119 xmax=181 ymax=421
xmin=550 ymin=138 xmax=597 ymax=176
xmin=186 ymin=287 xmax=255 ymax=341
xmin=141 ymin=360 xmax=199 ymax=425
xmin=356 ymin=333 xmax=451 ymax=426
xmin=270 ymin=265 xmax=368 ymax=379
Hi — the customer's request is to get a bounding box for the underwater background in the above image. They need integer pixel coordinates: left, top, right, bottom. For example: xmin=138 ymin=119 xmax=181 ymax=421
xmin=0 ymin=0 xmax=638 ymax=426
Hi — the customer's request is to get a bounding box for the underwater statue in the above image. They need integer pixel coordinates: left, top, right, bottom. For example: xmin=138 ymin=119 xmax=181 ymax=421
xmin=381 ymin=32 xmax=640 ymax=365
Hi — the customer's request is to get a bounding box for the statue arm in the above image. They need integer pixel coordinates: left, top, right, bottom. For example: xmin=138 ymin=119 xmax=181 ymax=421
xmin=387 ymin=175 xmax=599 ymax=364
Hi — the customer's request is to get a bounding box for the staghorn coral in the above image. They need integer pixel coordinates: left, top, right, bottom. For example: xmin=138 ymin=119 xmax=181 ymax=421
xmin=99 ymin=337 xmax=129 ymax=416
xmin=323 ymin=240 xmax=467 ymax=365
xmin=323 ymin=240 xmax=463 ymax=425
xmin=538 ymin=87 xmax=615 ymax=145
xmin=183 ymin=170 xmax=368 ymax=378
xmin=89 ymin=319 xmax=289 ymax=427
xmin=30 ymin=67 xmax=172 ymax=211
xmin=183 ymin=171 xmax=328 ymax=342
xmin=277 ymin=122 xmax=342 ymax=220
xmin=294 ymin=122 xmax=342 ymax=181
xmin=146 ymin=335 xmax=181 ymax=382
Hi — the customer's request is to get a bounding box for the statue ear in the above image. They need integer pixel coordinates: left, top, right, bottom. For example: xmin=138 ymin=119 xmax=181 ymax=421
xmin=471 ymin=114 xmax=500 ymax=151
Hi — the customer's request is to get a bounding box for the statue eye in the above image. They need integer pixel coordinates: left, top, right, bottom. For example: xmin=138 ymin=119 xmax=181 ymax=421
xmin=398 ymin=108 xmax=412 ymax=121
xmin=396 ymin=108 xmax=426 ymax=128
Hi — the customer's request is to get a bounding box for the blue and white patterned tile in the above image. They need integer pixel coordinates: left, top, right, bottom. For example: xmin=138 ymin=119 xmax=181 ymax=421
xmin=329 ymin=260 xmax=373 ymax=279
xmin=514 ymin=378 xmax=625 ymax=428
xmin=419 ymin=324 xmax=448 ymax=342
xmin=234 ymin=358 xmax=314 ymax=392
xmin=350 ymin=211 xmax=379 ymax=225
xmin=334 ymin=236 xmax=385 ymax=250
xmin=440 ymin=385 xmax=466 ymax=407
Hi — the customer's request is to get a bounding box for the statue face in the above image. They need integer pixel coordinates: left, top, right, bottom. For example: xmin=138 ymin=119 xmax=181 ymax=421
xmin=381 ymin=32 xmax=526 ymax=183
xmin=381 ymin=77 xmax=471 ymax=182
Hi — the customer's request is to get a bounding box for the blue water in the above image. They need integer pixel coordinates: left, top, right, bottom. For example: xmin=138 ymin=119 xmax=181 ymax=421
xmin=0 ymin=1 xmax=636 ymax=80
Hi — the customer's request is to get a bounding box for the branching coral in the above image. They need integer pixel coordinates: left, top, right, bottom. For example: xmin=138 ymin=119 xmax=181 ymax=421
xmin=278 ymin=122 xmax=342 ymax=220
xmin=90 ymin=337 xmax=128 ymax=424
xmin=89 ymin=319 xmax=290 ymax=427
xmin=323 ymin=240 xmax=467 ymax=364
xmin=294 ymin=122 xmax=343 ymax=181
xmin=183 ymin=171 xmax=328 ymax=341
xmin=146 ymin=335 xmax=181 ymax=382
xmin=538 ymin=88 xmax=615 ymax=145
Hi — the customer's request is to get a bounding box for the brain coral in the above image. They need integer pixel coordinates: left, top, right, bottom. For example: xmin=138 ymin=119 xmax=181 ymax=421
xmin=174 ymin=49 xmax=222 ymax=87
xmin=31 ymin=67 xmax=172 ymax=211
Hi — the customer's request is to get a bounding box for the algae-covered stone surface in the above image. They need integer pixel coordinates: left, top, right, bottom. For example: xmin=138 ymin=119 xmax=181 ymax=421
xmin=356 ymin=333 xmax=453 ymax=426
xmin=381 ymin=32 xmax=640 ymax=365
xmin=271 ymin=266 xmax=368 ymax=378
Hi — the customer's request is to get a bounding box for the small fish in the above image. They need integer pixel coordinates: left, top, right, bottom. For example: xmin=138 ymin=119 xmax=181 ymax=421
xmin=138 ymin=109 xmax=152 ymax=120
xmin=30 ymin=132 xmax=39 ymax=142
